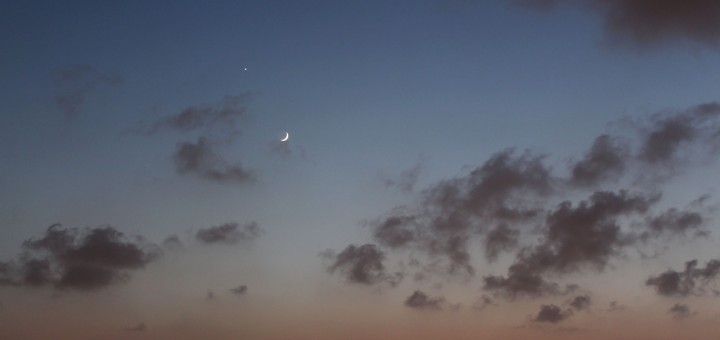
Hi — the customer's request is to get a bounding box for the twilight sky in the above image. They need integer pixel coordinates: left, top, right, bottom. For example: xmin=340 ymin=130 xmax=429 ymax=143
xmin=2 ymin=1 xmax=720 ymax=339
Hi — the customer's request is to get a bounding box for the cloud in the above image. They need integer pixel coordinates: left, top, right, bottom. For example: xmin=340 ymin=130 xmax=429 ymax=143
xmin=668 ymin=303 xmax=694 ymax=320
xmin=484 ymin=190 xmax=656 ymax=298
xmin=646 ymin=258 xmax=720 ymax=297
xmin=141 ymin=93 xmax=252 ymax=135
xmin=174 ymin=137 xmax=254 ymax=183
xmin=642 ymin=207 xmax=708 ymax=239
xmin=570 ymin=135 xmax=628 ymax=187
xmin=471 ymin=295 xmax=497 ymax=311
xmin=195 ymin=222 xmax=261 ymax=246
xmin=124 ymin=323 xmax=146 ymax=332
xmin=161 ymin=235 xmax=184 ymax=250
xmin=607 ymin=300 xmax=626 ymax=312
xmin=383 ymin=162 xmax=423 ymax=193
xmin=404 ymin=290 xmax=445 ymax=310
xmin=0 ymin=224 xmax=159 ymax=290
xmin=369 ymin=149 xmax=553 ymax=274
xmin=53 ymin=64 xmax=123 ymax=117
xmin=484 ymin=223 xmax=520 ymax=262
xmin=637 ymin=103 xmax=720 ymax=164
xmin=327 ymin=101 xmax=720 ymax=301
xmin=325 ymin=244 xmax=401 ymax=286
xmin=533 ymin=304 xmax=573 ymax=323
xmin=518 ymin=0 xmax=720 ymax=49
xmin=230 ymin=285 xmax=247 ymax=295
xmin=567 ymin=294 xmax=592 ymax=311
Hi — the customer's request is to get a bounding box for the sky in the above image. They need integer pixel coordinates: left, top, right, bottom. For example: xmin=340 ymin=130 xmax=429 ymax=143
xmin=2 ymin=0 xmax=720 ymax=339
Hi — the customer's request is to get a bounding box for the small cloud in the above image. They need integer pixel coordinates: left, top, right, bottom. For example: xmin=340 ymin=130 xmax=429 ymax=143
xmin=668 ymin=303 xmax=695 ymax=320
xmin=230 ymin=285 xmax=247 ymax=295
xmin=195 ymin=222 xmax=261 ymax=246
xmin=174 ymin=137 xmax=254 ymax=183
xmin=325 ymin=243 xmax=398 ymax=286
xmin=607 ymin=300 xmax=626 ymax=312
xmin=646 ymin=258 xmax=720 ymax=297
xmin=567 ymin=294 xmax=592 ymax=311
xmin=123 ymin=322 xmax=146 ymax=332
xmin=139 ymin=93 xmax=252 ymax=135
xmin=404 ymin=290 xmax=445 ymax=310
xmin=533 ymin=304 xmax=573 ymax=323
xmin=471 ymin=295 xmax=497 ymax=311
xmin=53 ymin=64 xmax=123 ymax=117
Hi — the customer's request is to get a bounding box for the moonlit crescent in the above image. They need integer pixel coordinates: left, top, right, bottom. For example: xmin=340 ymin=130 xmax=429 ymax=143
xmin=280 ymin=132 xmax=289 ymax=142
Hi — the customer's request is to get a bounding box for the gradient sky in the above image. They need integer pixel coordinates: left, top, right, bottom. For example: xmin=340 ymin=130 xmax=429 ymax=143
xmin=2 ymin=1 xmax=720 ymax=339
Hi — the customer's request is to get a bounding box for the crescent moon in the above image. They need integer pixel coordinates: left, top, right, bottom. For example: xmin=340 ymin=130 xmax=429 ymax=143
xmin=280 ymin=132 xmax=289 ymax=142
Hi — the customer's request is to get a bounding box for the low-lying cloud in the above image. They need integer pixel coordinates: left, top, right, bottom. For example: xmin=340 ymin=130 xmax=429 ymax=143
xmin=0 ymin=224 xmax=159 ymax=290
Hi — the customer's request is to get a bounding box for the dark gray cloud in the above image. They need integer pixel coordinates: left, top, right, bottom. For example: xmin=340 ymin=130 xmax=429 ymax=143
xmin=329 ymin=101 xmax=720 ymax=301
xmin=325 ymin=244 xmax=400 ymax=286
xmin=639 ymin=102 xmax=720 ymax=164
xmin=372 ymin=216 xmax=416 ymax=248
xmin=404 ymin=290 xmax=445 ymax=310
xmin=568 ymin=294 xmax=592 ymax=311
xmin=174 ymin=137 xmax=254 ymax=183
xmin=642 ymin=207 xmax=707 ymax=239
xmin=485 ymin=190 xmax=656 ymax=298
xmin=483 ymin=260 xmax=573 ymax=298
xmin=668 ymin=303 xmax=694 ymax=320
xmin=518 ymin=0 xmax=720 ymax=49
xmin=0 ymin=224 xmax=159 ymax=290
xmin=369 ymin=149 xmax=553 ymax=275
xmin=533 ymin=304 xmax=573 ymax=323
xmin=484 ymin=223 xmax=519 ymax=262
xmin=123 ymin=323 xmax=146 ymax=332
xmin=570 ymin=135 xmax=628 ymax=187
xmin=195 ymin=222 xmax=261 ymax=246
xmin=141 ymin=93 xmax=252 ymax=135
xmin=646 ymin=258 xmax=720 ymax=297
xmin=53 ymin=64 xmax=123 ymax=117
xmin=230 ymin=285 xmax=247 ymax=295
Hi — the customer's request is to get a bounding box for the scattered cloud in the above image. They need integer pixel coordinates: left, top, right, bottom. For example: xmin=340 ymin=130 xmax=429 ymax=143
xmin=404 ymin=290 xmax=445 ymax=310
xmin=53 ymin=64 xmax=123 ymax=117
xmin=140 ymin=93 xmax=252 ymax=135
xmin=0 ymin=224 xmax=159 ymax=290
xmin=668 ymin=303 xmax=695 ymax=320
xmin=533 ymin=304 xmax=573 ymax=323
xmin=174 ymin=137 xmax=254 ymax=183
xmin=646 ymin=258 xmax=720 ymax=297
xmin=195 ymin=222 xmax=261 ymax=246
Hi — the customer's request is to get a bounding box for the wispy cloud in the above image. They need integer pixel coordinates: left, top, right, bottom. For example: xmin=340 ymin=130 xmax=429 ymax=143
xmin=53 ymin=64 xmax=123 ymax=117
